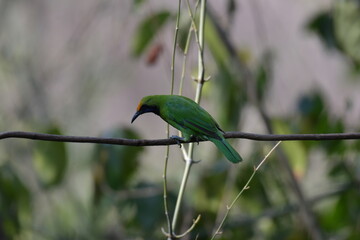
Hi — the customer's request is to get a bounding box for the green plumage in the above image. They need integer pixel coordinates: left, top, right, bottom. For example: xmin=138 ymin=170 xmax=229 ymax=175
xmin=132 ymin=95 xmax=242 ymax=163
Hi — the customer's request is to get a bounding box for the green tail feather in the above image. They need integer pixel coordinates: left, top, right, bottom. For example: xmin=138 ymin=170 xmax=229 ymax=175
xmin=210 ymin=138 xmax=242 ymax=163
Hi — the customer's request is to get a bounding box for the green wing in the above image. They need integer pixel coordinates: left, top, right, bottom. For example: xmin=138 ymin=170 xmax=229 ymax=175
xmin=182 ymin=118 xmax=221 ymax=139
xmin=161 ymin=96 xmax=222 ymax=140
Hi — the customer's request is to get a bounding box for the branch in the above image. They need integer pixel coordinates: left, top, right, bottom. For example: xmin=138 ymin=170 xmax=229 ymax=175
xmin=229 ymin=182 xmax=353 ymax=227
xmin=1 ymin=131 xmax=360 ymax=146
xmin=211 ymin=141 xmax=281 ymax=240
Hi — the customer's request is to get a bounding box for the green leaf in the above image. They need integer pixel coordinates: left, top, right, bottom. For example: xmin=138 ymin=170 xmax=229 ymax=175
xmin=177 ymin=18 xmax=191 ymax=52
xmin=319 ymin=189 xmax=360 ymax=236
xmin=93 ymin=127 xmax=143 ymax=191
xmin=132 ymin=11 xmax=171 ymax=57
xmin=0 ymin=164 xmax=30 ymax=238
xmin=297 ymin=92 xmax=346 ymax=154
xmin=196 ymin=162 xmax=228 ymax=211
xmin=122 ymin=182 xmax=174 ymax=237
xmin=205 ymin=16 xmax=231 ymax=68
xmin=334 ymin=0 xmax=360 ymax=65
xmin=307 ymin=2 xmax=360 ymax=69
xmin=33 ymin=126 xmax=67 ymax=188
xmin=205 ymin=15 xmax=247 ymax=127
xmin=306 ymin=11 xmax=340 ymax=50
xmin=133 ymin=0 xmax=146 ymax=9
xmin=255 ymin=51 xmax=273 ymax=103
xmin=130 ymin=183 xmax=164 ymax=233
xmin=273 ymin=119 xmax=308 ymax=177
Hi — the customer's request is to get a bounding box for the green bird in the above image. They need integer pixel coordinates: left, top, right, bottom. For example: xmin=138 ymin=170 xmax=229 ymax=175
xmin=131 ymin=95 xmax=242 ymax=163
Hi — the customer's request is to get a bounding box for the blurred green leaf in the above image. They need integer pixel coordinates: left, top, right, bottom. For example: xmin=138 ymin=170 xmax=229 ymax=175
xmin=119 ymin=182 xmax=174 ymax=239
xmin=132 ymin=0 xmax=146 ymax=9
xmin=130 ymin=183 xmax=164 ymax=233
xmin=205 ymin=16 xmax=231 ymax=68
xmin=320 ymin=197 xmax=346 ymax=231
xmin=273 ymin=119 xmax=308 ymax=177
xmin=297 ymin=92 xmax=329 ymax=134
xmin=33 ymin=126 xmax=67 ymax=188
xmin=256 ymin=64 xmax=268 ymax=102
xmin=93 ymin=127 xmax=143 ymax=191
xmin=334 ymin=0 xmax=360 ymax=66
xmin=297 ymin=92 xmax=346 ymax=154
xmin=205 ymin=15 xmax=247 ymax=128
xmin=195 ymin=162 xmax=228 ymax=212
xmin=319 ymin=189 xmax=360 ymax=238
xmin=177 ymin=16 xmax=191 ymax=52
xmin=307 ymin=11 xmax=340 ymax=50
xmin=132 ymin=11 xmax=171 ymax=57
xmin=307 ymin=2 xmax=360 ymax=70
xmin=298 ymin=92 xmax=324 ymax=118
xmin=328 ymin=160 xmax=348 ymax=181
xmin=227 ymin=0 xmax=237 ymax=18
xmin=0 ymin=164 xmax=30 ymax=238
xmin=255 ymin=52 xmax=273 ymax=103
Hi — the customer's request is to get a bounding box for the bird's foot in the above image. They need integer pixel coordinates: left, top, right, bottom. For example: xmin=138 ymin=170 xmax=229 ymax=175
xmin=192 ymin=159 xmax=202 ymax=164
xmin=183 ymin=157 xmax=202 ymax=164
xmin=190 ymin=136 xmax=200 ymax=145
xmin=170 ymin=135 xmax=185 ymax=148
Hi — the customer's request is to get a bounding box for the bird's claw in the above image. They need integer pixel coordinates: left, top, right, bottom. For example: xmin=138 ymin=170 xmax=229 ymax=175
xmin=190 ymin=136 xmax=200 ymax=145
xmin=170 ymin=135 xmax=185 ymax=148
xmin=193 ymin=159 xmax=201 ymax=164
xmin=192 ymin=75 xmax=211 ymax=83
xmin=182 ymin=157 xmax=201 ymax=164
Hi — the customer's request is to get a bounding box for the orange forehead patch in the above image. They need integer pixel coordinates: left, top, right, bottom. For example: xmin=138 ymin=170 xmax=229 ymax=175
xmin=136 ymin=102 xmax=142 ymax=111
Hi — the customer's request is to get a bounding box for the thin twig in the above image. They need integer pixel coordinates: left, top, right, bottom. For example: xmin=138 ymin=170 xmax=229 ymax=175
xmin=164 ymin=1 xmax=183 ymax=239
xmin=174 ymin=214 xmax=201 ymax=238
xmin=171 ymin=0 xmax=207 ymax=233
xmin=194 ymin=0 xmax=206 ymax=101
xmin=163 ymin=143 xmax=173 ymax=240
xmin=229 ymin=182 xmax=353 ymax=227
xmin=170 ymin=0 xmax=181 ymax=96
xmin=178 ymin=0 xmax=200 ymax=96
xmin=178 ymin=25 xmax=192 ymax=96
xmin=211 ymin=141 xmax=282 ymax=240
xmin=177 ymin=1 xmax=196 ymax=145
xmin=185 ymin=0 xmax=204 ymax=68
xmin=163 ymin=215 xmax=201 ymax=239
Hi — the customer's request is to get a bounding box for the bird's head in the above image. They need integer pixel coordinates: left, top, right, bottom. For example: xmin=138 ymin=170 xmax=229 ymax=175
xmin=131 ymin=95 xmax=161 ymax=123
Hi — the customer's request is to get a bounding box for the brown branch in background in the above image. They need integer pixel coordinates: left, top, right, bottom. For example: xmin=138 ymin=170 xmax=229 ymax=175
xmin=1 ymin=131 xmax=360 ymax=146
xmin=229 ymin=182 xmax=353 ymax=227
xmin=207 ymin=4 xmax=327 ymax=239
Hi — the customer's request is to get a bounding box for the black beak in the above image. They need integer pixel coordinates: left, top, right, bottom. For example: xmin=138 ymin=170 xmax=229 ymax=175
xmin=131 ymin=111 xmax=141 ymax=123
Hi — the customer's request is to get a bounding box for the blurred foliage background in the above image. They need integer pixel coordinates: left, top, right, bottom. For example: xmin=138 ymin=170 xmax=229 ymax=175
xmin=1 ymin=0 xmax=360 ymax=239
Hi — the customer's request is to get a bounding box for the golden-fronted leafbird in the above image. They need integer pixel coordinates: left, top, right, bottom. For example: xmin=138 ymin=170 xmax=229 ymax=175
xmin=131 ymin=95 xmax=242 ymax=163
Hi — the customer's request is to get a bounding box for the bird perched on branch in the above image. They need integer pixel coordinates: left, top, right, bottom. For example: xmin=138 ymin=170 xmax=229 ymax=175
xmin=131 ymin=95 xmax=242 ymax=163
